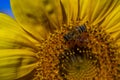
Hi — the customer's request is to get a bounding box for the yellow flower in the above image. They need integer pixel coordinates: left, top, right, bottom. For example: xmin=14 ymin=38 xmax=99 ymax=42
xmin=0 ymin=0 xmax=120 ymax=80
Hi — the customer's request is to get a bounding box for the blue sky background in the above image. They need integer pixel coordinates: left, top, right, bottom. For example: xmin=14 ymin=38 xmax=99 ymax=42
xmin=0 ymin=0 xmax=13 ymax=17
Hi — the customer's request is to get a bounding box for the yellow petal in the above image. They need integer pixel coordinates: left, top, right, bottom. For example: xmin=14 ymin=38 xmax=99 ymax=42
xmin=0 ymin=13 xmax=39 ymax=49
xmin=69 ymin=0 xmax=79 ymax=21
xmin=100 ymin=5 xmax=120 ymax=40
xmin=60 ymin=0 xmax=73 ymax=24
xmin=89 ymin=0 xmax=119 ymax=25
xmin=11 ymin=0 xmax=63 ymax=38
xmin=61 ymin=0 xmax=82 ymax=24
xmin=15 ymin=70 xmax=35 ymax=80
xmin=95 ymin=0 xmax=120 ymax=25
xmin=77 ymin=0 xmax=120 ymax=25
xmin=40 ymin=0 xmax=63 ymax=28
xmin=0 ymin=49 xmax=37 ymax=80
xmin=79 ymin=0 xmax=90 ymax=23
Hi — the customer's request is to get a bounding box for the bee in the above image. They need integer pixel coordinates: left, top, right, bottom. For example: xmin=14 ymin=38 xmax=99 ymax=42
xmin=63 ymin=24 xmax=87 ymax=41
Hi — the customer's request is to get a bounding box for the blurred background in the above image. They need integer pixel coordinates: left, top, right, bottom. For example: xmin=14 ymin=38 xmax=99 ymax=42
xmin=0 ymin=0 xmax=13 ymax=17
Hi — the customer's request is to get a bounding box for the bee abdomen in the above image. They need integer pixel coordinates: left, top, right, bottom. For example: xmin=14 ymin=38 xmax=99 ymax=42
xmin=63 ymin=24 xmax=86 ymax=41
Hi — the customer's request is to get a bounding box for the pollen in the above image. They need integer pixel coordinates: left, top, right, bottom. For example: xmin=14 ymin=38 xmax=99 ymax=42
xmin=33 ymin=21 xmax=119 ymax=80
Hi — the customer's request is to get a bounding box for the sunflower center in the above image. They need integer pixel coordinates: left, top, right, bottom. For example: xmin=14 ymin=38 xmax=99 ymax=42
xmin=59 ymin=44 xmax=100 ymax=79
xmin=34 ymin=22 xmax=118 ymax=80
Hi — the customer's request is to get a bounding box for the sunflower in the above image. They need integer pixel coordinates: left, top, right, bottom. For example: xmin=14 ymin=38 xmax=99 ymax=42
xmin=0 ymin=0 xmax=120 ymax=80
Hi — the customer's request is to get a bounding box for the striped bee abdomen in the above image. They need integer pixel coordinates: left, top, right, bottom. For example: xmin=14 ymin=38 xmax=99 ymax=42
xmin=63 ymin=24 xmax=86 ymax=41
